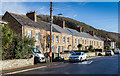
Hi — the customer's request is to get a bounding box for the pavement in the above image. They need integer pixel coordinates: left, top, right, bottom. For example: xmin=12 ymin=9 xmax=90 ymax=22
xmin=2 ymin=55 xmax=119 ymax=76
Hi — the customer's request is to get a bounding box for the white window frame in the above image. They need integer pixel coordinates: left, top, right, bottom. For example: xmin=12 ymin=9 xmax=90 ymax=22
xmin=75 ymin=38 xmax=77 ymax=44
xmin=67 ymin=37 xmax=69 ymax=43
xmin=67 ymin=46 xmax=69 ymax=50
xmin=52 ymin=34 xmax=54 ymax=42
xmin=82 ymin=40 xmax=84 ymax=44
xmin=85 ymin=40 xmax=86 ymax=44
xmin=27 ymin=30 xmax=32 ymax=38
xmin=35 ymin=31 xmax=40 ymax=41
xmin=97 ymin=42 xmax=98 ymax=46
xmin=63 ymin=36 xmax=65 ymax=43
xmin=56 ymin=35 xmax=59 ymax=43
xmin=78 ymin=39 xmax=80 ymax=44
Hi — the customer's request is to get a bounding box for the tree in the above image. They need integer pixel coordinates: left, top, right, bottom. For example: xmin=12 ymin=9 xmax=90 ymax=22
xmin=2 ymin=25 xmax=13 ymax=50
xmin=89 ymin=45 xmax=93 ymax=51
xmin=104 ymin=44 xmax=110 ymax=50
xmin=2 ymin=25 xmax=14 ymax=60
xmin=77 ymin=44 xmax=82 ymax=50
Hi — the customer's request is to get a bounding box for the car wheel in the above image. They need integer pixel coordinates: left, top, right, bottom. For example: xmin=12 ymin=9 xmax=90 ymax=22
xmin=80 ymin=57 xmax=83 ymax=62
xmin=85 ymin=58 xmax=88 ymax=61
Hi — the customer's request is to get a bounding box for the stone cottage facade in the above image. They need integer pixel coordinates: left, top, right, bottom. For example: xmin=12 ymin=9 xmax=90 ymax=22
xmin=2 ymin=11 xmax=104 ymax=56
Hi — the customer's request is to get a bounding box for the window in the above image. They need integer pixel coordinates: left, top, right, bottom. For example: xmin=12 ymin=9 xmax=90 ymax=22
xmin=97 ymin=42 xmax=98 ymax=46
xmin=75 ymin=47 xmax=78 ymax=50
xmin=82 ymin=40 xmax=84 ymax=44
xmin=94 ymin=41 xmax=95 ymax=46
xmin=67 ymin=46 xmax=69 ymax=50
xmin=63 ymin=36 xmax=65 ymax=43
xmin=100 ymin=42 xmax=102 ymax=46
xmin=56 ymin=35 xmax=59 ymax=43
xmin=78 ymin=39 xmax=80 ymax=44
xmin=62 ymin=46 xmax=64 ymax=52
xmin=67 ymin=37 xmax=69 ymax=43
xmin=90 ymin=41 xmax=91 ymax=45
xmin=58 ymin=46 xmax=60 ymax=53
xmin=85 ymin=40 xmax=86 ymax=44
xmin=27 ymin=30 xmax=32 ymax=38
xmin=75 ymin=38 xmax=77 ymax=44
xmin=35 ymin=31 xmax=40 ymax=41
xmin=52 ymin=34 xmax=54 ymax=42
xmin=92 ymin=41 xmax=93 ymax=45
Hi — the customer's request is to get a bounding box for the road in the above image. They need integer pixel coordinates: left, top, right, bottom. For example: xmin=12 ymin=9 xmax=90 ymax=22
xmin=14 ymin=55 xmax=119 ymax=74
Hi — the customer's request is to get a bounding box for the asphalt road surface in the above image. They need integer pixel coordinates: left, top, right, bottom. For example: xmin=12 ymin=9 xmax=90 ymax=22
xmin=14 ymin=55 xmax=119 ymax=74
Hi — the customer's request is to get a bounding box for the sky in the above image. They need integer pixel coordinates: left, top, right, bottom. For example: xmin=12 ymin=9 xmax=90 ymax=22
xmin=1 ymin=2 xmax=119 ymax=33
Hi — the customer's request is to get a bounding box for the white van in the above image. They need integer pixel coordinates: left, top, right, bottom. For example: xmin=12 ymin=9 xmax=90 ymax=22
xmin=32 ymin=48 xmax=46 ymax=63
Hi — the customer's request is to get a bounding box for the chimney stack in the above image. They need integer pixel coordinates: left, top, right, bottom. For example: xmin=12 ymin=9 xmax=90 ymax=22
xmin=62 ymin=20 xmax=65 ymax=29
xmin=26 ymin=11 xmax=37 ymax=22
xmin=89 ymin=31 xmax=95 ymax=36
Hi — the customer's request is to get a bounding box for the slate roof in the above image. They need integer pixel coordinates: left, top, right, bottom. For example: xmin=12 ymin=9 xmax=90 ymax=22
xmin=52 ymin=24 xmax=72 ymax=35
xmin=4 ymin=11 xmax=102 ymax=41
xmin=6 ymin=12 xmax=59 ymax=32
xmin=66 ymin=28 xmax=102 ymax=41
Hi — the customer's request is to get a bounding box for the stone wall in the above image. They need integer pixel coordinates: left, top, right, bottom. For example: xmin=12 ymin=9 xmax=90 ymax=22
xmin=86 ymin=52 xmax=105 ymax=57
xmin=0 ymin=56 xmax=34 ymax=70
xmin=60 ymin=53 xmax=71 ymax=60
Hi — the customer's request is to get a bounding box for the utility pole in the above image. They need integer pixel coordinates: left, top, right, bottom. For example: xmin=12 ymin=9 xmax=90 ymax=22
xmin=50 ymin=2 xmax=53 ymax=62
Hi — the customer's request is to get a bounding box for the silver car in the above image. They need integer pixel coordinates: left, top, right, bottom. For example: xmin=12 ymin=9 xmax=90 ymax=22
xmin=105 ymin=50 xmax=114 ymax=56
xmin=69 ymin=52 xmax=87 ymax=62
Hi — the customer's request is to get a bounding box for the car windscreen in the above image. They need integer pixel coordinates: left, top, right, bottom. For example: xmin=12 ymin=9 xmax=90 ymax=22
xmin=106 ymin=50 xmax=111 ymax=52
xmin=75 ymin=52 xmax=81 ymax=55
xmin=33 ymin=48 xmax=41 ymax=53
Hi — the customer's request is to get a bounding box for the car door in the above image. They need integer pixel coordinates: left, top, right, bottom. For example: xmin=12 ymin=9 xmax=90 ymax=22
xmin=82 ymin=52 xmax=85 ymax=60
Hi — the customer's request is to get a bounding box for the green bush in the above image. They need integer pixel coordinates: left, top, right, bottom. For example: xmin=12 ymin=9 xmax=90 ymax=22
xmin=2 ymin=25 xmax=14 ymax=60
xmin=77 ymin=44 xmax=82 ymax=50
xmin=13 ymin=36 xmax=35 ymax=59
xmin=89 ymin=45 xmax=94 ymax=51
xmin=104 ymin=44 xmax=110 ymax=50
xmin=2 ymin=25 xmax=35 ymax=60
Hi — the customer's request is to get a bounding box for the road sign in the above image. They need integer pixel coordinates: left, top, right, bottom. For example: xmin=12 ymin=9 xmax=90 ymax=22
xmin=46 ymin=35 xmax=52 ymax=43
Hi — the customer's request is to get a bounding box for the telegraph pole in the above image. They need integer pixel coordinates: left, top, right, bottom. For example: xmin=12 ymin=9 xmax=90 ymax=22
xmin=50 ymin=2 xmax=53 ymax=62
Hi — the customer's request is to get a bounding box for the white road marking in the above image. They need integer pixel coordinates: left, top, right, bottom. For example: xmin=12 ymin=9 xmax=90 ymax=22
xmin=4 ymin=66 xmax=47 ymax=75
xmin=73 ymin=61 xmax=93 ymax=64
xmin=88 ymin=56 xmax=101 ymax=59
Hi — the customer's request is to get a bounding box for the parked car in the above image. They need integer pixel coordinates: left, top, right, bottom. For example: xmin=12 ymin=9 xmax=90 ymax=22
xmin=32 ymin=48 xmax=46 ymax=63
xmin=105 ymin=50 xmax=114 ymax=56
xmin=114 ymin=48 xmax=120 ymax=54
xmin=69 ymin=52 xmax=87 ymax=62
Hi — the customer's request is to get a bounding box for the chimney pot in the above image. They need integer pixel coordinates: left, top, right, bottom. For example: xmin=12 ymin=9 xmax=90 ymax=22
xmin=26 ymin=11 xmax=37 ymax=22
xmin=89 ymin=31 xmax=95 ymax=36
xmin=62 ymin=20 xmax=65 ymax=29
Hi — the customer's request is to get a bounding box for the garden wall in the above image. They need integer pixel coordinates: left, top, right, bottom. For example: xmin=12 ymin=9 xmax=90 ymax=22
xmin=60 ymin=52 xmax=105 ymax=60
xmin=0 ymin=56 xmax=34 ymax=70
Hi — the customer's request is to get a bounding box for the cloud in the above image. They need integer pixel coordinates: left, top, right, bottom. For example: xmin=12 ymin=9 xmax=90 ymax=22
xmin=73 ymin=14 xmax=77 ymax=17
xmin=1 ymin=2 xmax=50 ymax=15
xmin=2 ymin=2 xmax=27 ymax=15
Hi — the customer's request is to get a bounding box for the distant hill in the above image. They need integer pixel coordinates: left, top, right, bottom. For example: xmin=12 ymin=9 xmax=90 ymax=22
xmin=37 ymin=15 xmax=120 ymax=48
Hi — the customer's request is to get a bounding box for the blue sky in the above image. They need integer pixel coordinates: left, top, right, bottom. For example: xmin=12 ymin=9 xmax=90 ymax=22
xmin=1 ymin=2 xmax=118 ymax=33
